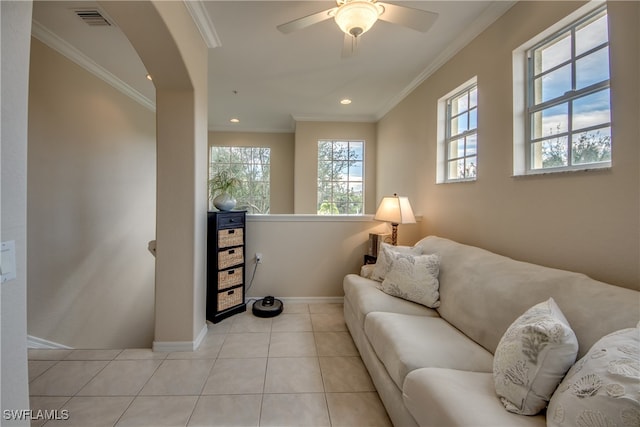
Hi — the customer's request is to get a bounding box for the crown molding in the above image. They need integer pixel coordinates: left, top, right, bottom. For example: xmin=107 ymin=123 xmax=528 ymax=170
xmin=375 ymin=1 xmax=517 ymax=121
xmin=31 ymin=20 xmax=156 ymax=112
xmin=183 ymin=0 xmax=221 ymax=48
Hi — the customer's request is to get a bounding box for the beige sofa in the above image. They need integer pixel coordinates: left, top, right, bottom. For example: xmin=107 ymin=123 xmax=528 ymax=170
xmin=343 ymin=236 xmax=640 ymax=426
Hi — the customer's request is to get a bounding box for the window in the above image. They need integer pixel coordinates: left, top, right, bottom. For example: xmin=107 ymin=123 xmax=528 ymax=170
xmin=317 ymin=140 xmax=364 ymax=215
xmin=525 ymin=6 xmax=611 ymax=172
xmin=445 ymin=84 xmax=478 ymax=181
xmin=209 ymin=146 xmax=270 ymax=214
xmin=437 ymin=77 xmax=478 ymax=183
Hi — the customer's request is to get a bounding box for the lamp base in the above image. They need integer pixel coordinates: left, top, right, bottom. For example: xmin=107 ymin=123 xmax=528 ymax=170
xmin=391 ymin=223 xmax=398 ymax=246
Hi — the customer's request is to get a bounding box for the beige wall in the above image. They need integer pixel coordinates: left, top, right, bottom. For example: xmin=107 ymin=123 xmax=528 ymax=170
xmin=377 ymin=1 xmax=639 ymax=289
xmin=245 ymin=216 xmax=389 ymax=298
xmin=27 ymin=39 xmax=157 ymax=348
xmin=209 ymin=131 xmax=295 ymax=214
xmin=2 ymin=1 xmax=32 ymax=420
xmin=294 ymin=121 xmax=377 ymax=214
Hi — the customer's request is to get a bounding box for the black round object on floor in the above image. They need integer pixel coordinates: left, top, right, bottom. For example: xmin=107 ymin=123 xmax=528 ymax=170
xmin=252 ymin=296 xmax=283 ymax=318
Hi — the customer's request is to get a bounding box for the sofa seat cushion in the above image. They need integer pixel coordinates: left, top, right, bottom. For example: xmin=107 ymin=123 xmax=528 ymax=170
xmin=343 ymin=274 xmax=438 ymax=330
xmin=403 ymin=368 xmax=546 ymax=427
xmin=364 ymin=312 xmax=494 ymax=389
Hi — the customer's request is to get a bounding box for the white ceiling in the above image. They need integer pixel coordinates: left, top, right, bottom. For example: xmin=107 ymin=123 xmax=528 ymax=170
xmin=32 ymin=1 xmax=515 ymax=133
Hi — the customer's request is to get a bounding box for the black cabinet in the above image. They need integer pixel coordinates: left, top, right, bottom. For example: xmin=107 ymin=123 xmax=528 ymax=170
xmin=207 ymin=211 xmax=247 ymax=323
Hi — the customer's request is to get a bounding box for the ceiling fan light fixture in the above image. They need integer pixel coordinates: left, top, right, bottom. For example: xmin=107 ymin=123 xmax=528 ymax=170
xmin=334 ymin=1 xmax=381 ymax=37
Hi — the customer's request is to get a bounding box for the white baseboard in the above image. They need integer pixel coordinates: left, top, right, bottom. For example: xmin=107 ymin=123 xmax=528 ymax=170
xmin=27 ymin=335 xmax=73 ymax=350
xmin=152 ymin=323 xmax=209 ymax=352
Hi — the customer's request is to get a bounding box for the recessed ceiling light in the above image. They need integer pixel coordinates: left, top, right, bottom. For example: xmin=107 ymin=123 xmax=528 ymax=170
xmin=230 ymin=118 xmax=240 ymax=123
xmin=146 ymin=74 xmax=153 ymax=81
xmin=340 ymin=98 xmax=352 ymax=105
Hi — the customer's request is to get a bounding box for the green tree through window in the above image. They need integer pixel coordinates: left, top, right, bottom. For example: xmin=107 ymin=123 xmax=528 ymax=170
xmin=209 ymin=146 xmax=270 ymax=214
xmin=317 ymin=140 xmax=364 ymax=215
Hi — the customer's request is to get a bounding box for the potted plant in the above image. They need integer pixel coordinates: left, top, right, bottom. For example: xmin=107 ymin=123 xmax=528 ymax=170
xmin=208 ymin=170 xmax=241 ymax=211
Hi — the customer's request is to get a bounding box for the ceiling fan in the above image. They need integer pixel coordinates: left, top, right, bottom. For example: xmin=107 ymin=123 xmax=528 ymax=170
xmin=277 ymin=0 xmax=439 ymax=56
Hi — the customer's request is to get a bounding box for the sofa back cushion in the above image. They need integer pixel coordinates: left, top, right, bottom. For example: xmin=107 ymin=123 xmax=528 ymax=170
xmin=416 ymin=236 xmax=640 ymax=358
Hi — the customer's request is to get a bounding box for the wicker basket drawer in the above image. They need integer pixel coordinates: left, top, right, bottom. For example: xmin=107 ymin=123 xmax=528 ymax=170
xmin=218 ymin=228 xmax=243 ymax=248
xmin=218 ymin=267 xmax=243 ymax=290
xmin=218 ymin=248 xmax=243 ymax=270
xmin=218 ymin=288 xmax=243 ymax=311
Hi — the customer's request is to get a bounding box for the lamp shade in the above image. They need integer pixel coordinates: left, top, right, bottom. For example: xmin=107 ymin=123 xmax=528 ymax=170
xmin=374 ymin=194 xmax=416 ymax=225
xmin=334 ymin=1 xmax=381 ymax=37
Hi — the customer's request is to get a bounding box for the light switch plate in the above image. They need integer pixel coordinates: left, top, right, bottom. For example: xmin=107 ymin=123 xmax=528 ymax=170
xmin=1 ymin=240 xmax=17 ymax=284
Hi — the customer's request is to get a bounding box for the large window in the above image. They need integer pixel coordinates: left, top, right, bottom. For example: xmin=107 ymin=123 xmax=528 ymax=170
xmin=525 ymin=6 xmax=611 ymax=172
xmin=209 ymin=146 xmax=270 ymax=214
xmin=317 ymin=140 xmax=364 ymax=215
xmin=445 ymin=84 xmax=478 ymax=181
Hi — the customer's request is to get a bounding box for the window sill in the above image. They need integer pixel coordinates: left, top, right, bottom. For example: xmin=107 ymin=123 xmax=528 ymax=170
xmin=512 ymin=164 xmax=612 ymax=178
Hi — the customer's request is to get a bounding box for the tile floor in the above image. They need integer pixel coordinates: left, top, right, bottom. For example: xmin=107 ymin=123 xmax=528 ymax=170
xmin=28 ymin=303 xmax=392 ymax=427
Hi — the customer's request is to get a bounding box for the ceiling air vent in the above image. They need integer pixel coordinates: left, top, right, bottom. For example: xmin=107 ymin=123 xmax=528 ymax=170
xmin=73 ymin=9 xmax=112 ymax=27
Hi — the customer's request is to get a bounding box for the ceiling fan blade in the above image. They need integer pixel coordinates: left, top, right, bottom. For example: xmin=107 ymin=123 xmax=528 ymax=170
xmin=341 ymin=33 xmax=357 ymax=59
xmin=277 ymin=7 xmax=337 ymax=34
xmin=377 ymin=2 xmax=438 ymax=33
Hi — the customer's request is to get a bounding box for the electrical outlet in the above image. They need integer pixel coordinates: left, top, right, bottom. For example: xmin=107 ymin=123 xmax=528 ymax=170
xmin=255 ymin=253 xmax=263 ymax=264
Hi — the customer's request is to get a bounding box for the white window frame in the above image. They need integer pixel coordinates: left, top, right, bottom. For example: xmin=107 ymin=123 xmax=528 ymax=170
xmin=209 ymin=146 xmax=271 ymax=214
xmin=513 ymin=1 xmax=610 ymax=175
xmin=317 ymin=139 xmax=365 ymax=215
xmin=437 ymin=76 xmax=478 ymax=184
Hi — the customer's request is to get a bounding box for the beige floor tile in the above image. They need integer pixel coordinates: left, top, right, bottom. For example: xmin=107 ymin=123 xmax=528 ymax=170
xmin=229 ymin=312 xmax=272 ymax=333
xmin=264 ymin=357 xmax=324 ymax=393
xmin=78 ymin=360 xmax=162 ymax=396
xmin=281 ymin=302 xmax=309 ymax=314
xmin=167 ymin=333 xmax=226 ymax=360
xmin=28 ymin=349 xmax=73 ymax=361
xmin=28 ymin=360 xmax=57 ymax=382
xmin=115 ymin=395 xmax=197 ymax=427
xmin=139 ymin=359 xmax=214 ymax=396
xmin=314 ymin=332 xmax=359 ymax=356
xmin=206 ymin=319 xmax=233 ymax=334
xmin=45 ymin=396 xmax=134 ymax=427
xmin=269 ymin=332 xmax=317 ymax=357
xmin=29 ymin=361 xmax=109 ymax=396
xmin=218 ymin=333 xmax=270 ymax=358
xmin=115 ymin=348 xmax=168 ymax=360
xmin=271 ymin=313 xmax=313 ymax=332
xmin=319 ymin=357 xmax=375 ymax=392
xmin=29 ymin=396 xmax=70 ymax=427
xmin=326 ymin=392 xmax=392 ymax=427
xmin=260 ymin=393 xmax=330 ymax=427
xmin=202 ymin=358 xmax=267 ymax=395
xmin=188 ymin=395 xmax=261 ymax=427
xmin=63 ymin=349 xmax=123 ymax=361
xmin=308 ymin=303 xmax=344 ymax=314
xmin=311 ymin=313 xmax=347 ymax=332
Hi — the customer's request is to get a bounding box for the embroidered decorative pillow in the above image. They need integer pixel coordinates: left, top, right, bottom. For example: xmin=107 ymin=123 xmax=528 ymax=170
xmin=379 ymin=252 xmax=441 ymax=308
xmin=493 ymin=298 xmax=578 ymax=415
xmin=547 ymin=326 xmax=640 ymax=427
xmin=370 ymin=242 xmax=422 ymax=282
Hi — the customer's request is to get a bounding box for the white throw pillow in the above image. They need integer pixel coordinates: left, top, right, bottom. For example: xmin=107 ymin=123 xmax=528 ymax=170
xmin=547 ymin=326 xmax=640 ymax=427
xmin=379 ymin=252 xmax=441 ymax=308
xmin=493 ymin=298 xmax=578 ymax=415
xmin=370 ymin=242 xmax=422 ymax=282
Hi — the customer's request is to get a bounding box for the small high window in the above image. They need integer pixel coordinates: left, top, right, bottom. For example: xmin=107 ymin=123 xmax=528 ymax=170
xmin=437 ymin=77 xmax=478 ymax=183
xmin=525 ymin=6 xmax=611 ymax=173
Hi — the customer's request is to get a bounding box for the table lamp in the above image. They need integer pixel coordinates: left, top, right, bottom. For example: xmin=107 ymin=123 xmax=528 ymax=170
xmin=374 ymin=193 xmax=416 ymax=245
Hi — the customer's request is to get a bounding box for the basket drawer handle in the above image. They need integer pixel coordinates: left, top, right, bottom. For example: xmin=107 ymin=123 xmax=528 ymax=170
xmin=228 ymin=249 xmax=235 ymax=254
xmin=228 ymin=229 xmax=235 ymax=234
xmin=227 ymin=270 xmax=235 ymax=275
xmin=228 ymin=290 xmax=235 ymax=295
